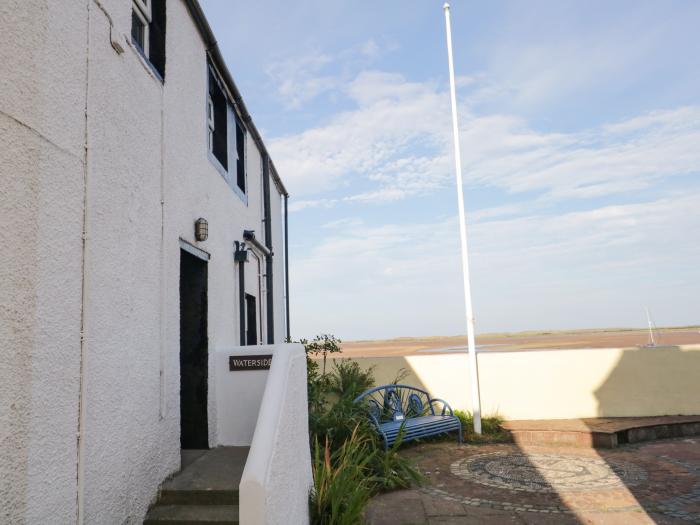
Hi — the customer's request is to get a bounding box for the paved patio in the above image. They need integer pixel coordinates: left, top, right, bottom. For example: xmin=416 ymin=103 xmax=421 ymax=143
xmin=365 ymin=438 xmax=700 ymax=524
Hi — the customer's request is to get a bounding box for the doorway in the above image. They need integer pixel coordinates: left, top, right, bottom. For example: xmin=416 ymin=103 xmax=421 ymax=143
xmin=245 ymin=293 xmax=257 ymax=345
xmin=179 ymin=249 xmax=208 ymax=449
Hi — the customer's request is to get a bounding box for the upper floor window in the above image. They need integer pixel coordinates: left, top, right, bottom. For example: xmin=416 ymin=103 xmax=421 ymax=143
xmin=208 ymin=68 xmax=228 ymax=170
xmin=131 ymin=0 xmax=166 ymax=79
xmin=207 ymin=62 xmax=247 ymax=200
xmin=235 ymin=118 xmax=246 ymax=193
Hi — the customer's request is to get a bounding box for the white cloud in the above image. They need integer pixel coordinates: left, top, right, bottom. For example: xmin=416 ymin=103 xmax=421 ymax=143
xmin=265 ymin=38 xmax=394 ymax=110
xmin=287 ymin=198 xmax=338 ymax=212
xmin=291 ymin=191 xmax=700 ymax=339
xmin=265 ymin=51 xmax=337 ymax=110
xmin=271 ymin=65 xmax=700 ymax=203
xmin=269 ymin=70 xmax=451 ymax=197
xmin=321 ymin=217 xmax=363 ymax=229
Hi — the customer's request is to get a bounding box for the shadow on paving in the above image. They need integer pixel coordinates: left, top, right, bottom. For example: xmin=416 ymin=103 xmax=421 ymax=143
xmin=585 ymin=345 xmax=700 ymax=522
xmin=365 ymin=346 xmax=700 ymax=524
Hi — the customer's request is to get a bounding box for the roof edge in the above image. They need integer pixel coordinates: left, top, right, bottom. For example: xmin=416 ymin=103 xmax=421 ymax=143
xmin=183 ymin=0 xmax=289 ymax=197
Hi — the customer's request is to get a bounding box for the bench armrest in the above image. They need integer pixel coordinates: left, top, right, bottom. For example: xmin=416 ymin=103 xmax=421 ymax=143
xmin=366 ymin=412 xmax=380 ymax=428
xmin=429 ymin=398 xmax=454 ymax=416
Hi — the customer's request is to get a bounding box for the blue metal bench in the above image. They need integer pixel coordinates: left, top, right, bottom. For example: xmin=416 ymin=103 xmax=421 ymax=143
xmin=354 ymin=384 xmax=462 ymax=450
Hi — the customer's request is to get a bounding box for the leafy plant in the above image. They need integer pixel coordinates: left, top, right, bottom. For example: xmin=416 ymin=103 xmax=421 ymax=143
xmin=327 ymin=359 xmax=375 ymax=401
xmin=301 ymin=333 xmax=424 ymax=524
xmin=368 ymin=430 xmax=423 ymax=491
xmin=310 ymin=428 xmax=374 ymax=525
xmin=390 ymin=367 xmax=410 ymax=385
xmin=454 ymin=410 xmax=511 ymax=443
xmin=304 ymin=333 xmax=342 ymax=375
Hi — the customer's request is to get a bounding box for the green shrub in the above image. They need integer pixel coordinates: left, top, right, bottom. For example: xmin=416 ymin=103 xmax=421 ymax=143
xmin=310 ymin=428 xmax=374 ymax=525
xmin=309 ymin=397 xmax=374 ymax=452
xmin=304 ymin=334 xmax=342 ymax=375
xmin=368 ymin=432 xmax=423 ymax=491
xmin=454 ymin=410 xmax=511 ymax=443
xmin=327 ymin=359 xmax=375 ymax=401
xmin=302 ymin=334 xmax=424 ymax=524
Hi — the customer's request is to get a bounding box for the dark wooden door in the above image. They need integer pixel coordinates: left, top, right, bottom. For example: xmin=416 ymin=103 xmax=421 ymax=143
xmin=246 ymin=293 xmax=257 ymax=345
xmin=179 ymin=250 xmax=208 ymax=449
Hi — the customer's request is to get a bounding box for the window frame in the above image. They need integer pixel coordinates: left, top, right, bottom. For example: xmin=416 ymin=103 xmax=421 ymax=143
xmin=131 ymin=0 xmax=165 ymax=80
xmin=206 ymin=61 xmax=248 ymax=205
xmin=234 ymin=112 xmax=247 ymax=195
xmin=206 ymin=95 xmax=215 ymax=152
xmin=131 ymin=3 xmax=150 ymax=56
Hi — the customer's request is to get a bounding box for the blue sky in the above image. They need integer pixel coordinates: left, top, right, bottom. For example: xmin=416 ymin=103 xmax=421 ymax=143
xmin=200 ymin=1 xmax=700 ymax=340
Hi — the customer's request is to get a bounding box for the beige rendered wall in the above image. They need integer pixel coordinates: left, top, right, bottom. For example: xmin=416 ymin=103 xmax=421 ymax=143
xmin=326 ymin=345 xmax=700 ymax=420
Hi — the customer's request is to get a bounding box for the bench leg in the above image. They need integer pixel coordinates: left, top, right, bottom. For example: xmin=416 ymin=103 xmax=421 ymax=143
xmin=457 ymin=426 xmax=463 ymax=444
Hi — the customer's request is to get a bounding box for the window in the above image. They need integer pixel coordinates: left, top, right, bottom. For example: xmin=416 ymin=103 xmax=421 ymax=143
xmin=206 ymin=62 xmax=248 ymax=200
xmin=208 ymin=68 xmax=228 ymax=170
xmin=206 ymin=95 xmax=214 ymax=152
xmin=235 ymin=116 xmax=246 ymax=193
xmin=131 ymin=0 xmax=166 ymax=78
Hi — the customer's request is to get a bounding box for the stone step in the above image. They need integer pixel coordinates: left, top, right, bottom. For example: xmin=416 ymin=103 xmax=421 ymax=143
xmin=158 ymin=488 xmax=239 ymax=506
xmin=143 ymin=504 xmax=239 ymax=525
xmin=503 ymin=416 xmax=700 ymax=448
xmin=144 ymin=448 xmax=248 ymax=524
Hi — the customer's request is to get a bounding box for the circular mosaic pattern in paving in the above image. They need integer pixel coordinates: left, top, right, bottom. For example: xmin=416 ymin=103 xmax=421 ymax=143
xmin=451 ymin=452 xmax=647 ymax=493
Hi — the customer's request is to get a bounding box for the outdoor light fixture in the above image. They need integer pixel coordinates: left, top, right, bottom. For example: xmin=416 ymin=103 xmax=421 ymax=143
xmin=194 ymin=218 xmax=208 ymax=241
xmin=234 ymin=241 xmax=249 ymax=263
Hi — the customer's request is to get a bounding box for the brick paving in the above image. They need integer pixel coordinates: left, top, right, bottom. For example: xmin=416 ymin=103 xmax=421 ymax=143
xmin=365 ymin=438 xmax=700 ymax=524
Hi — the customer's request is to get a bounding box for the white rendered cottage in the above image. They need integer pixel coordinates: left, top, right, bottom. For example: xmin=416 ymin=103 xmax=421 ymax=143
xmin=0 ymin=1 xmax=311 ymax=523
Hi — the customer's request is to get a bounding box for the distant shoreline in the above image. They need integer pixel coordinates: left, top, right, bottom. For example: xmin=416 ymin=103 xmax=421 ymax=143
xmin=338 ymin=326 xmax=700 ymax=358
xmin=343 ymin=325 xmax=700 ymax=344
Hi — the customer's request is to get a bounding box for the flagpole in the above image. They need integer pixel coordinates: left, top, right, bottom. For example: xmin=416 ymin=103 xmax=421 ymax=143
xmin=443 ymin=2 xmax=482 ymax=434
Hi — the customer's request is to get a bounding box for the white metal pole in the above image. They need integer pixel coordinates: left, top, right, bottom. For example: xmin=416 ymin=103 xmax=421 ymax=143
xmin=443 ymin=2 xmax=482 ymax=434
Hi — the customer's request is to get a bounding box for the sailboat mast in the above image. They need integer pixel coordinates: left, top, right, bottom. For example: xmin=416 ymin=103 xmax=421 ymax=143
xmin=646 ymin=307 xmax=656 ymax=347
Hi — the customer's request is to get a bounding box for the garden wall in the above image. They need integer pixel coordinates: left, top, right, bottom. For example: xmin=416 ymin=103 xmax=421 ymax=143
xmin=325 ymin=344 xmax=700 ymax=420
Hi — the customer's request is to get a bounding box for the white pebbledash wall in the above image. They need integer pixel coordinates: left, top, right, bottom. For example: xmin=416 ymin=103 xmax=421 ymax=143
xmin=1 ymin=1 xmax=88 ymax=523
xmin=239 ymin=343 xmax=313 ymax=525
xmin=0 ymin=1 xmax=295 ymax=524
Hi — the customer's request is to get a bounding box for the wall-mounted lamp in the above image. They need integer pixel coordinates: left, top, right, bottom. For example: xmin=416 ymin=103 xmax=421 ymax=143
xmin=194 ymin=218 xmax=208 ymax=241
xmin=234 ymin=241 xmax=249 ymax=263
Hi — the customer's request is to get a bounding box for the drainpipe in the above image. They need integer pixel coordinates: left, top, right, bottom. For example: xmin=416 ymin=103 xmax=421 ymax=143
xmin=76 ymin=2 xmax=92 ymax=522
xmin=243 ymin=230 xmax=270 ymax=257
xmin=284 ymin=195 xmax=290 ymax=341
xmin=234 ymin=241 xmax=247 ymax=345
xmin=262 ymin=156 xmax=274 ymax=344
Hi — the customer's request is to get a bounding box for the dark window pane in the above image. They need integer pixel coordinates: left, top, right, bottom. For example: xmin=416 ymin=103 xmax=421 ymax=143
xmin=131 ymin=10 xmax=145 ymax=51
xmin=208 ymin=68 xmax=228 ymax=170
xmin=149 ymin=0 xmax=166 ymax=78
xmin=236 ymin=120 xmax=245 ymax=193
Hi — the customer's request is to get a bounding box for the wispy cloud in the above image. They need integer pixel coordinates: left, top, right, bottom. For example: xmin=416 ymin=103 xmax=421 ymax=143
xmin=265 ymin=51 xmax=337 ymax=110
xmin=287 ymin=198 xmax=338 ymax=212
xmin=292 ymin=191 xmax=700 ymax=338
xmin=265 ymin=38 xmax=394 ymax=110
xmin=271 ymin=66 xmax=700 ymax=203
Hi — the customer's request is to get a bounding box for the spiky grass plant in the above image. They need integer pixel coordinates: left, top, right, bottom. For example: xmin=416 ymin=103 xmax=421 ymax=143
xmin=310 ymin=427 xmax=374 ymax=525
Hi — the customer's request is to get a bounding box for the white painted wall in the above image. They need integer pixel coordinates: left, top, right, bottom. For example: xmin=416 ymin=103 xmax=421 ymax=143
xmin=215 ymin=346 xmax=273 ymax=446
xmin=328 ymin=344 xmax=700 ymax=420
xmin=240 ymin=344 xmax=312 ymax=525
xmin=1 ymin=1 xmax=292 ymax=523
xmin=0 ymin=1 xmax=87 ymax=523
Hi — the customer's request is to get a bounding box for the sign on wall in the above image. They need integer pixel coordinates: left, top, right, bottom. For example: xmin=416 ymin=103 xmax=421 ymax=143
xmin=229 ymin=354 xmax=273 ymax=371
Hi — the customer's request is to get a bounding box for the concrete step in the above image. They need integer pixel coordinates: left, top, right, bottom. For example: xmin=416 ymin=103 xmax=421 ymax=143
xmin=144 ymin=447 xmax=248 ymax=523
xmin=159 ymin=488 xmax=239 ymax=506
xmin=503 ymin=416 xmax=700 ymax=448
xmin=158 ymin=447 xmax=247 ymax=504
xmin=143 ymin=504 xmax=239 ymax=524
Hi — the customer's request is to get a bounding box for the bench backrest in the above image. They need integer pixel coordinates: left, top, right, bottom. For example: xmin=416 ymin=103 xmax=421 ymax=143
xmin=353 ymin=384 xmax=434 ymax=424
